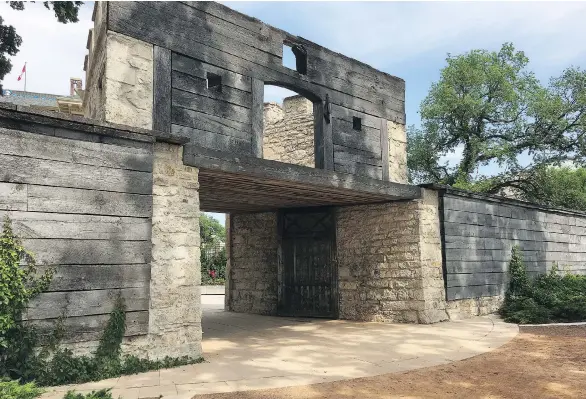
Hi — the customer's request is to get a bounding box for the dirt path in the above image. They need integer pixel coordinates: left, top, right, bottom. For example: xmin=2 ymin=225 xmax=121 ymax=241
xmin=198 ymin=326 xmax=586 ymax=399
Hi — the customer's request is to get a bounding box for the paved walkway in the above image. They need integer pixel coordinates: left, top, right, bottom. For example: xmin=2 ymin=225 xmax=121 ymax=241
xmin=43 ymin=295 xmax=518 ymax=399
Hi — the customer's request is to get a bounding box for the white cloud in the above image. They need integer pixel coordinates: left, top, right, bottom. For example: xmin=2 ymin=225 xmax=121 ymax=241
xmin=2 ymin=1 xmax=584 ymax=103
xmin=228 ymin=2 xmax=586 ymax=77
xmin=439 ymin=144 xmax=464 ymax=168
xmin=0 ymin=2 xmax=93 ymax=95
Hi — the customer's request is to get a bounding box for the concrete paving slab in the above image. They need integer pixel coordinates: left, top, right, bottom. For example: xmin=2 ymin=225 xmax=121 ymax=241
xmin=41 ymin=296 xmax=518 ymax=399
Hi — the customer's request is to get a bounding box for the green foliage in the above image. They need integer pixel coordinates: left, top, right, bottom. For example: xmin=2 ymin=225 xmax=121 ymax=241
xmin=63 ymin=389 xmax=113 ymax=399
xmin=519 ymin=166 xmax=586 ymax=211
xmin=0 ymin=380 xmax=43 ymax=399
xmin=94 ymin=296 xmax=125 ymax=360
xmin=200 ymin=214 xmax=226 ymax=285
xmin=500 ymin=247 xmax=586 ymax=324
xmin=201 ymin=246 xmax=227 ymax=285
xmin=0 ymin=218 xmax=203 ymax=388
xmin=0 ymin=217 xmax=53 ymax=349
xmin=0 ymin=2 xmax=83 ymax=83
xmin=22 ymin=298 xmax=202 ymax=387
xmin=199 ymin=214 xmax=225 ymax=245
xmin=407 ymin=43 xmax=586 ymax=201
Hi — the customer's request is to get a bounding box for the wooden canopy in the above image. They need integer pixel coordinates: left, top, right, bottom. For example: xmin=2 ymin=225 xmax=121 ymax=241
xmin=183 ymin=145 xmax=421 ymax=213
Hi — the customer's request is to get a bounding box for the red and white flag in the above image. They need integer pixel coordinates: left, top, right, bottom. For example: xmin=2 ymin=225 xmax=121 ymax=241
xmin=17 ymin=64 xmax=26 ymax=81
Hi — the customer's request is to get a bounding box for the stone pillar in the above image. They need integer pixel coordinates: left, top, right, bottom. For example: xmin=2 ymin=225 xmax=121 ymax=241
xmin=84 ymin=20 xmax=202 ymax=359
xmin=147 ymin=143 xmax=202 ymax=359
xmin=227 ymin=212 xmax=279 ymax=315
xmin=84 ymin=26 xmax=153 ymax=129
xmin=388 ymin=121 xmax=408 ymax=184
xmin=416 ymin=189 xmax=449 ymax=323
xmin=337 ymin=188 xmax=448 ymax=323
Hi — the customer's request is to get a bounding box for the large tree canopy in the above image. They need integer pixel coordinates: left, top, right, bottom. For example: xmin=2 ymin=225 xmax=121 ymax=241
xmin=521 ymin=166 xmax=586 ymax=211
xmin=408 ymin=43 xmax=586 ymax=198
xmin=199 ymin=214 xmax=225 ymax=245
xmin=0 ymin=1 xmax=83 ymax=84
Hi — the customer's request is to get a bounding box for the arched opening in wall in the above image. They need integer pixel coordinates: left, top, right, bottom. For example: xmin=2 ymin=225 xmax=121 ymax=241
xmin=263 ymin=84 xmax=316 ymax=168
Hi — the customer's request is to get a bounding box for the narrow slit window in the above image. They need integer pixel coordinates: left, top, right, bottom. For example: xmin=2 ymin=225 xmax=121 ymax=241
xmin=207 ymin=72 xmax=222 ymax=91
xmin=353 ymin=117 xmax=362 ymax=131
xmin=283 ymin=43 xmax=307 ymax=75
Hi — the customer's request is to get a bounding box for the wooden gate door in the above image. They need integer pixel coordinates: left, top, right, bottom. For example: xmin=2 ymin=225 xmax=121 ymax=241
xmin=278 ymin=208 xmax=337 ymax=318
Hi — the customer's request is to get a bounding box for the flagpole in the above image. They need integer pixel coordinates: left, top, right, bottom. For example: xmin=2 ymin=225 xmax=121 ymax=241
xmin=24 ymin=62 xmax=27 ymax=92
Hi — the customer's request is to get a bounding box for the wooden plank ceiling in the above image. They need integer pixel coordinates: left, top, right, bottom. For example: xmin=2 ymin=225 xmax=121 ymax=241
xmin=185 ymin=145 xmax=421 ymax=213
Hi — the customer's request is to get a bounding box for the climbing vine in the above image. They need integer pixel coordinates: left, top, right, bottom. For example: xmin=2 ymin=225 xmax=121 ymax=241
xmin=0 ymin=217 xmax=203 ymax=387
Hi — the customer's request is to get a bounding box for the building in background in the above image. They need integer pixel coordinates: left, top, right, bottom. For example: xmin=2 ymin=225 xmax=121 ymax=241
xmin=0 ymin=77 xmax=84 ymax=115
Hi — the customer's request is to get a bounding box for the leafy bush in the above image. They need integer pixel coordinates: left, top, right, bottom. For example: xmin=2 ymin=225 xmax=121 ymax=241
xmin=500 ymin=247 xmax=586 ymax=324
xmin=0 ymin=217 xmax=55 ymax=380
xmin=0 ymin=380 xmax=43 ymax=399
xmin=0 ymin=217 xmax=53 ymax=349
xmin=63 ymin=389 xmax=113 ymax=399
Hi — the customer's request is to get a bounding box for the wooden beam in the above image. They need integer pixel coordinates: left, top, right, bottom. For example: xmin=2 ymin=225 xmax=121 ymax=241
xmin=184 ymin=144 xmax=421 ymax=200
xmin=380 ymin=118 xmax=389 ymax=181
xmin=153 ymin=46 xmax=173 ymax=133
xmin=251 ymin=78 xmax=264 ymax=158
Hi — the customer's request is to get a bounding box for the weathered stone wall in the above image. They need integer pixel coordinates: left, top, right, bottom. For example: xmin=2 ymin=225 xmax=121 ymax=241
xmin=83 ymin=20 xmax=202 ymax=358
xmin=336 ymin=189 xmax=447 ymax=323
xmin=446 ymin=296 xmax=504 ymax=320
xmin=263 ymin=96 xmax=315 ymax=167
xmin=262 ymin=96 xmax=409 ymax=183
xmin=134 ymin=142 xmax=202 ymax=359
xmin=84 ymin=29 xmax=153 ymax=130
xmin=227 ymin=212 xmax=279 ymax=315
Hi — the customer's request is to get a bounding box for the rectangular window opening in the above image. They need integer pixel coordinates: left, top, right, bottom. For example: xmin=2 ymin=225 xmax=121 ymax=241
xmin=207 ymin=72 xmax=222 ymax=91
xmin=353 ymin=116 xmax=362 ymax=131
xmin=283 ymin=43 xmax=307 ymax=75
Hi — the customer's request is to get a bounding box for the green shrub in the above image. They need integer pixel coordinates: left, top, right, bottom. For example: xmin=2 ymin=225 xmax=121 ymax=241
xmin=0 ymin=217 xmax=54 ymax=380
xmin=63 ymin=389 xmax=113 ymax=399
xmin=0 ymin=380 xmax=43 ymax=399
xmin=500 ymin=247 xmax=586 ymax=324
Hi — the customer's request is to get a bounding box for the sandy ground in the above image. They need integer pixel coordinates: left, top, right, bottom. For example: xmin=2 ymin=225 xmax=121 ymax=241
xmin=198 ymin=326 xmax=586 ymax=399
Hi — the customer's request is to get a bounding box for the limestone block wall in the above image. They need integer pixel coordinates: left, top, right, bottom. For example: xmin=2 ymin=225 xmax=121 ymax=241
xmin=84 ymin=29 xmax=153 ymax=130
xmin=135 ymin=143 xmax=202 ymax=359
xmin=82 ymin=18 xmax=202 ymax=358
xmin=227 ymin=212 xmax=279 ymax=315
xmin=263 ymin=96 xmax=315 ymax=167
xmin=336 ymin=189 xmax=447 ymax=324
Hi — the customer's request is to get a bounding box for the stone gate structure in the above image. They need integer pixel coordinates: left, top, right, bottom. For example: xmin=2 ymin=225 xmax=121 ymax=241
xmin=0 ymin=1 xmax=585 ymax=361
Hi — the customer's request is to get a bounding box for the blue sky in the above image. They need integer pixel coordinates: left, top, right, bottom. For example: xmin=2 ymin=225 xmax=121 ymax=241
xmin=225 ymin=1 xmax=586 ymax=128
xmin=1 ymin=1 xmax=585 ymax=224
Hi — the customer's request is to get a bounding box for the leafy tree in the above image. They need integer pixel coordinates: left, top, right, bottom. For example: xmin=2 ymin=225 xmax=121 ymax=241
xmin=199 ymin=213 xmax=225 ymax=245
xmin=408 ymin=43 xmax=586 ymax=197
xmin=520 ymin=166 xmax=586 ymax=211
xmin=0 ymin=1 xmax=83 ymax=83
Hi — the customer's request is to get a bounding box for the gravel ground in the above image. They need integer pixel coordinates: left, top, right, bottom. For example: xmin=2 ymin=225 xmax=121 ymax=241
xmin=198 ymin=325 xmax=586 ymax=399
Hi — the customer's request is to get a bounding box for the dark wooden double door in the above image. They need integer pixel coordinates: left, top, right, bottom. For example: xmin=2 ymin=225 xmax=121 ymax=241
xmin=278 ymin=208 xmax=338 ymax=318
